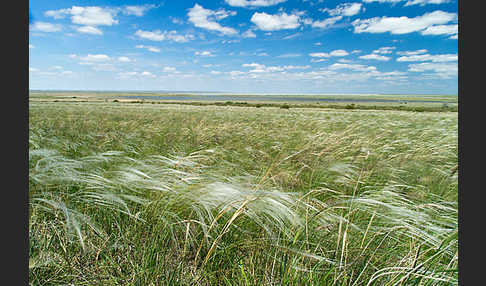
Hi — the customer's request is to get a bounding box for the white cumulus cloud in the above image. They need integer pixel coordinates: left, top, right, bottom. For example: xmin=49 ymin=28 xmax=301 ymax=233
xmin=187 ymin=4 xmax=237 ymax=35
xmin=45 ymin=6 xmax=120 ymax=35
xmin=224 ymin=0 xmax=287 ymax=7
xmin=68 ymin=6 xmax=118 ymax=26
xmin=250 ymin=11 xmax=301 ymax=31
xmin=352 ymin=10 xmax=457 ymax=35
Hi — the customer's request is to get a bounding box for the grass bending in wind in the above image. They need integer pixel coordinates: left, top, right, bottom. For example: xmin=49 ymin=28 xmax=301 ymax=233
xmin=29 ymin=102 xmax=457 ymax=285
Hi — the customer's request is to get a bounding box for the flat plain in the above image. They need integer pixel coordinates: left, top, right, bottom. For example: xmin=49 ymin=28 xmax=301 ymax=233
xmin=29 ymin=94 xmax=458 ymax=285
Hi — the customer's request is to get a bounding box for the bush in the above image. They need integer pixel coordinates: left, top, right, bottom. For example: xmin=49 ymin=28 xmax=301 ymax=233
xmin=280 ymin=104 xmax=290 ymax=109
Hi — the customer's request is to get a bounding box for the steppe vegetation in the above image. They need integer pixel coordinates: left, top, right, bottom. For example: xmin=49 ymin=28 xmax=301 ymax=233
xmin=29 ymin=101 xmax=458 ymax=285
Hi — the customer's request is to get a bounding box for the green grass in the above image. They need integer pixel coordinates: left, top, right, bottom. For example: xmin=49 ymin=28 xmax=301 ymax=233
xmin=29 ymin=91 xmax=458 ymax=113
xmin=29 ymin=101 xmax=458 ymax=285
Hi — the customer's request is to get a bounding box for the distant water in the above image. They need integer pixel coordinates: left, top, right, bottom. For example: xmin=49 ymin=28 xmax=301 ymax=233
xmin=120 ymin=95 xmax=455 ymax=104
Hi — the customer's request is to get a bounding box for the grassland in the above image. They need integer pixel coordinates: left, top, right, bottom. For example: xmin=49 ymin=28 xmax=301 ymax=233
xmin=29 ymin=100 xmax=458 ymax=285
xmin=28 ymin=91 xmax=458 ymax=112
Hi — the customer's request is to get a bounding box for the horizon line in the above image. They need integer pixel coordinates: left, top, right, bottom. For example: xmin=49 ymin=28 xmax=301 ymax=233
xmin=29 ymin=89 xmax=458 ymax=96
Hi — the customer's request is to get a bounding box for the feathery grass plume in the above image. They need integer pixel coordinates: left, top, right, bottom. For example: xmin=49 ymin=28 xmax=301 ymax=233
xmin=29 ymin=101 xmax=457 ymax=285
xmin=192 ymin=181 xmax=301 ymax=236
xmin=32 ymin=197 xmax=104 ymax=251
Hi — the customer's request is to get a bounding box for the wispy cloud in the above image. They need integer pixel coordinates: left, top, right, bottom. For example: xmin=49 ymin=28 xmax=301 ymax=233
xmin=30 ymin=22 xmax=62 ymax=32
xmin=117 ymin=56 xmax=132 ymax=62
xmin=277 ymin=53 xmax=302 ymax=58
xmin=362 ymin=0 xmax=450 ymax=5
xmin=396 ymin=53 xmax=457 ymax=62
xmin=328 ymin=63 xmax=377 ymax=72
xmin=70 ymin=54 xmax=111 ymax=62
xmin=195 ymin=51 xmax=214 ymax=56
xmin=420 ymin=24 xmax=457 ymax=37
xmin=373 ymin=47 xmax=396 ymax=54
xmin=122 ymin=4 xmax=158 ymax=16
xmin=311 ymin=3 xmax=363 ymax=30
xmin=282 ymin=32 xmax=301 ymax=40
xmin=76 ymin=25 xmax=103 ymax=35
xmin=242 ymin=29 xmax=257 ymax=38
xmin=163 ymin=66 xmax=177 ymax=72
xmin=117 ymin=71 xmax=156 ymax=79
xmin=408 ymin=62 xmax=457 ymax=78
xmin=135 ymin=45 xmax=161 ymax=53
xmin=404 ymin=0 xmax=451 ymax=6
xmin=396 ymin=49 xmax=428 ymax=55
xmin=134 ymin=29 xmax=195 ymax=42
xmin=359 ymin=47 xmax=395 ymax=61
xmin=321 ymin=3 xmax=363 ymax=17
xmin=309 ymin=49 xmax=349 ymax=58
xmin=311 ymin=16 xmax=343 ymax=29
xmin=359 ymin=54 xmax=391 ymax=61
xmin=241 ymin=63 xmax=310 ymax=73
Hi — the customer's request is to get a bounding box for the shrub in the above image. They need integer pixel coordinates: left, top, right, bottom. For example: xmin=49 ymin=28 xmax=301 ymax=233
xmin=345 ymin=103 xmax=356 ymax=110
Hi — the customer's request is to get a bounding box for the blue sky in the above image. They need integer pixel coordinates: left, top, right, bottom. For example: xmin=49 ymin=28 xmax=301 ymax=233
xmin=29 ymin=0 xmax=458 ymax=94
